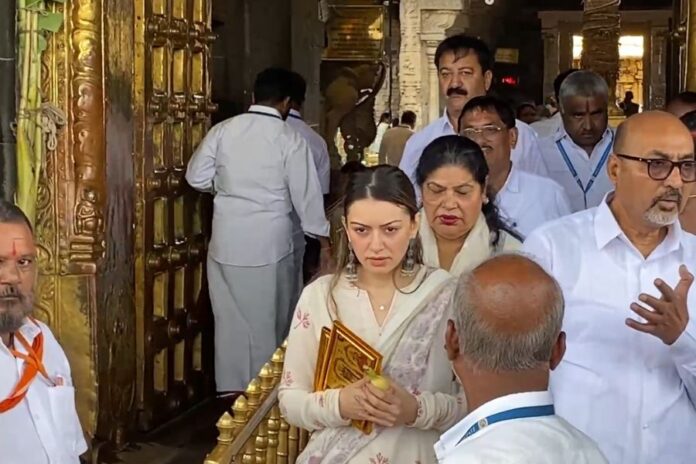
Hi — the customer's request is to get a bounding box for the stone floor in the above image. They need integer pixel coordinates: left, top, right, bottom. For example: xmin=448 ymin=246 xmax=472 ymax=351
xmin=100 ymin=399 xmax=226 ymax=464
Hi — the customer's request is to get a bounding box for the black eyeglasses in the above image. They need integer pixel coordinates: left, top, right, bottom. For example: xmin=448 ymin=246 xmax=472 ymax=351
xmin=615 ymin=153 xmax=696 ymax=183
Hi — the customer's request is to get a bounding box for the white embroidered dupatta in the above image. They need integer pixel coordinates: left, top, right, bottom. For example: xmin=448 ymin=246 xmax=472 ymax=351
xmin=297 ymin=268 xmax=455 ymax=464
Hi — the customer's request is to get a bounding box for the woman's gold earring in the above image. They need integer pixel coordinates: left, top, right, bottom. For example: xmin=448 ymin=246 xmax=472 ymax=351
xmin=401 ymin=239 xmax=417 ymax=277
xmin=345 ymin=242 xmax=358 ymax=282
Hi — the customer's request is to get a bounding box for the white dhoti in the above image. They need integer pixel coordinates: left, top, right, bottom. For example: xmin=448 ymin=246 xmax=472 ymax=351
xmin=207 ymin=252 xmax=302 ymax=392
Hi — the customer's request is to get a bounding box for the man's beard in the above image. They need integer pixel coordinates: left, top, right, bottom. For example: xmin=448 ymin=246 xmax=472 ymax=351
xmin=644 ymin=189 xmax=682 ymax=227
xmin=0 ymin=285 xmax=33 ymax=334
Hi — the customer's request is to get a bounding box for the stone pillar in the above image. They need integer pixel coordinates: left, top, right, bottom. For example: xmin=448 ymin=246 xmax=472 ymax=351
xmin=650 ymin=26 xmax=669 ymax=109
xmin=399 ymin=0 xmax=466 ymax=129
xmin=373 ymin=7 xmax=401 ymax=121
xmin=581 ymin=0 xmax=621 ymax=115
xmin=291 ymin=0 xmax=325 ymax=127
xmin=398 ymin=0 xmax=423 ymax=127
xmin=424 ymin=40 xmax=442 ymax=124
xmin=542 ymin=29 xmax=561 ymax=101
xmin=687 ymin=0 xmax=696 ymax=90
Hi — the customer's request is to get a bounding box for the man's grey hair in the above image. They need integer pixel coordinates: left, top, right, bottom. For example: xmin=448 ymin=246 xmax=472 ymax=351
xmin=558 ymin=70 xmax=609 ymax=113
xmin=451 ymin=252 xmax=565 ymax=372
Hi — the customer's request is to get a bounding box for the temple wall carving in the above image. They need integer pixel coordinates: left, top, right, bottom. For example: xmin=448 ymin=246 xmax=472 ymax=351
xmin=398 ymin=0 xmax=467 ymax=129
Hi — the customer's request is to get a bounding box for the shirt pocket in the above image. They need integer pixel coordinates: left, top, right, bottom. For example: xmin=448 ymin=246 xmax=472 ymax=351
xmin=47 ymin=385 xmax=83 ymax=457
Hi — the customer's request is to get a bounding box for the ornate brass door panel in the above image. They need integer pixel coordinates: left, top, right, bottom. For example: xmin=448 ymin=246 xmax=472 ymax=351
xmin=134 ymin=0 xmax=216 ymax=431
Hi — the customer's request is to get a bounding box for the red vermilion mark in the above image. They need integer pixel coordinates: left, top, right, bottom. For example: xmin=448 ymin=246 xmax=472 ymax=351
xmin=11 ymin=239 xmax=17 ymax=257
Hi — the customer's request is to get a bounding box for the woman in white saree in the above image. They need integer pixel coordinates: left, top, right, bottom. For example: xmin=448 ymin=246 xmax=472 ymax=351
xmin=279 ymin=166 xmax=465 ymax=464
xmin=416 ymin=135 xmax=522 ymax=276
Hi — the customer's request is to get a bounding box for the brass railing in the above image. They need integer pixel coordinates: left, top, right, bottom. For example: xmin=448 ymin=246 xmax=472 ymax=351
xmin=204 ymin=342 xmax=310 ymax=464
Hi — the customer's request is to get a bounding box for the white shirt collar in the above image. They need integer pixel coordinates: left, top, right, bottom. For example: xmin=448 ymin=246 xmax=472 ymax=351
xmin=289 ymin=108 xmax=303 ymax=120
xmin=554 ymin=123 xmax=612 ymax=146
xmin=441 ymin=108 xmax=457 ymax=133
xmin=499 ymin=164 xmax=520 ymax=194
xmin=593 ymin=193 xmax=684 ymax=254
xmin=248 ymin=104 xmax=282 ymax=119
xmin=436 ymin=390 xmax=553 ymax=459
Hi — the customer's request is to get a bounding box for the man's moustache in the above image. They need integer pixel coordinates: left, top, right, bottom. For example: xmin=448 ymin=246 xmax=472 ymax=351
xmin=447 ymin=88 xmax=468 ymax=97
xmin=652 ymin=190 xmax=682 ymax=206
xmin=0 ymin=285 xmax=22 ymax=300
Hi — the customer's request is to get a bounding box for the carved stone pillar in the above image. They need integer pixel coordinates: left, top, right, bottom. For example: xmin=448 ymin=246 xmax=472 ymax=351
xmin=291 ymin=0 xmax=324 ymax=127
xmin=424 ymin=40 xmax=441 ymax=124
xmin=399 ymin=0 xmax=465 ymax=128
xmin=687 ymin=0 xmax=696 ymax=90
xmin=650 ymin=26 xmax=669 ymax=109
xmin=581 ymin=0 xmax=621 ymax=114
xmin=542 ymin=29 xmax=561 ymax=101
xmin=398 ymin=0 xmax=422 ymax=125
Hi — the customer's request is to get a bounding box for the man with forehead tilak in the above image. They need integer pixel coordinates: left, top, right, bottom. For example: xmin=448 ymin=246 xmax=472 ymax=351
xmin=0 ymin=201 xmax=86 ymax=463
xmin=523 ymin=112 xmax=696 ymax=464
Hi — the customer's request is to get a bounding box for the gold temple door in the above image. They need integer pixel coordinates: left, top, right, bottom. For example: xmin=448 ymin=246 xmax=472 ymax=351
xmin=133 ymin=0 xmax=216 ymax=431
xmin=38 ymin=0 xmax=216 ymax=457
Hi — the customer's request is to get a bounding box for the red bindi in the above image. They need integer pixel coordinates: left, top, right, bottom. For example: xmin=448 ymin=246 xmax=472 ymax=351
xmin=11 ymin=239 xmax=17 ymax=257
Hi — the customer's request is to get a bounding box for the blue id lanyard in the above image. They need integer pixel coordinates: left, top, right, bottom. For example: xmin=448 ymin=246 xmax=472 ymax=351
xmin=556 ymin=131 xmax=614 ymax=209
xmin=456 ymin=404 xmax=555 ymax=444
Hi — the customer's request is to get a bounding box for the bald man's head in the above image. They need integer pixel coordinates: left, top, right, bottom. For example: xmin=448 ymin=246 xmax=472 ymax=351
xmin=609 ymin=111 xmax=695 ymax=228
xmin=614 ymin=111 xmax=693 ymax=155
xmin=450 ymin=254 xmax=564 ymax=372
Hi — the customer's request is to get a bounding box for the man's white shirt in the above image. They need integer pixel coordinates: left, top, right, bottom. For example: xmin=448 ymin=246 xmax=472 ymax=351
xmin=186 ymin=105 xmax=329 ymax=267
xmin=522 ymin=197 xmax=696 ymax=464
xmin=398 ymin=112 xmax=548 ymax=195
xmin=435 ymin=391 xmax=607 ymax=464
xmin=530 ymin=112 xmax=562 ymax=138
xmin=287 ymin=109 xmax=331 ymax=195
xmin=0 ymin=319 xmax=87 ymax=464
xmin=496 ymin=166 xmax=572 ymax=237
xmin=534 ymin=126 xmax=615 ymax=212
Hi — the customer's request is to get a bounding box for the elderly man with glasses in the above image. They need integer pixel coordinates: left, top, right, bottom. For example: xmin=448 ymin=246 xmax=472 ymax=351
xmin=523 ymin=111 xmax=696 ymax=464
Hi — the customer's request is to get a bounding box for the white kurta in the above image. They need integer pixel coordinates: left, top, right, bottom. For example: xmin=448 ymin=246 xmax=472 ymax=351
xmin=0 ymin=319 xmax=87 ymax=464
xmin=435 ymin=391 xmax=608 ymax=464
xmin=534 ymin=127 xmax=615 ymax=213
xmin=399 ymin=112 xmax=547 ymax=198
xmin=496 ymin=166 xmax=572 ymax=238
xmin=279 ymin=267 xmax=466 ymax=464
xmin=287 ymin=109 xmax=331 ymax=195
xmin=186 ymin=104 xmax=330 ymax=391
xmin=420 ymin=213 xmax=522 ymax=277
xmin=530 ymin=112 xmax=562 ymax=138
xmin=523 ymin=196 xmax=696 ymax=464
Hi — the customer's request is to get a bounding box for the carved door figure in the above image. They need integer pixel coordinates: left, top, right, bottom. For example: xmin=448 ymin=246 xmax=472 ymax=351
xmin=134 ymin=0 xmax=216 ymax=430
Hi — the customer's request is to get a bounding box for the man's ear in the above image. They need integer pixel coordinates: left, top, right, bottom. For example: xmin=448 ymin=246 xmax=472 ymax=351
xmin=484 ymin=70 xmax=493 ymax=92
xmin=550 ymin=331 xmax=566 ymax=371
xmin=509 ymin=127 xmax=519 ymax=150
xmin=607 ymin=153 xmax=620 ymax=188
xmin=445 ymin=319 xmax=460 ymax=362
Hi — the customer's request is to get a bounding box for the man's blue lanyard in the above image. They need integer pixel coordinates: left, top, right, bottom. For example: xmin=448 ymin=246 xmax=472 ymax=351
xmin=456 ymin=404 xmax=555 ymax=444
xmin=555 ymin=131 xmax=614 ymax=209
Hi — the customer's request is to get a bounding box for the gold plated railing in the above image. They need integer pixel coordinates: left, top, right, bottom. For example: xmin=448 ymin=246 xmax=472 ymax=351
xmin=204 ymin=343 xmax=310 ymax=464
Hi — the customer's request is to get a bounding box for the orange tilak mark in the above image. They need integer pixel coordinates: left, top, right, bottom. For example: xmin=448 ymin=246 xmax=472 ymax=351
xmin=12 ymin=240 xmax=16 ymax=257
